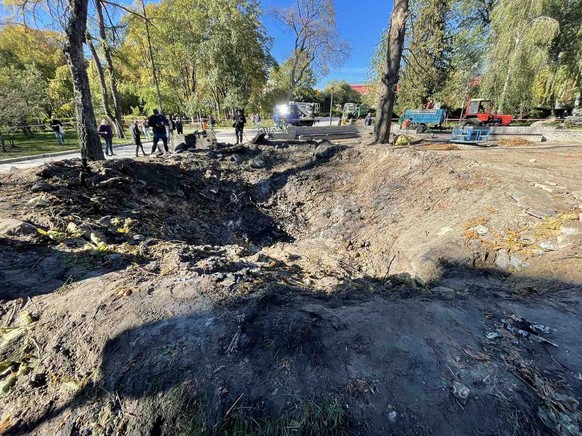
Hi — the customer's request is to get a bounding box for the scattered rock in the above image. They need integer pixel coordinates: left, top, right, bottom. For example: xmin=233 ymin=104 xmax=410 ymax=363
xmin=0 ymin=218 xmax=37 ymax=236
xmin=486 ymin=332 xmax=502 ymax=340
xmin=249 ymin=157 xmax=266 ymax=169
xmin=452 ymin=382 xmax=470 ymax=404
xmin=529 ymin=159 xmax=537 ymax=163
xmin=539 ymin=241 xmax=558 ymax=251
xmin=388 ymin=411 xmax=397 ymax=422
xmin=31 ymin=181 xmax=55 ymax=193
xmin=474 ymin=224 xmax=489 ymax=236
xmin=534 ymin=183 xmax=554 ymax=192
xmin=207 ymin=150 xmax=218 ymax=159
xmin=287 ymin=254 xmax=301 ymax=261
xmin=431 ymin=286 xmax=456 ymax=300
xmin=231 ymin=154 xmax=243 ymax=164
xmin=29 ymin=373 xmax=48 ymax=388
xmin=27 ymin=196 xmax=51 ymax=208
xmin=556 ymin=235 xmax=571 ymax=249
xmin=560 ymin=226 xmax=578 ymax=236
xmin=495 ymin=250 xmax=529 ymax=271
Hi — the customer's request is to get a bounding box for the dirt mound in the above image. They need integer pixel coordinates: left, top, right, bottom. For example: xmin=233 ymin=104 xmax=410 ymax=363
xmin=0 ymin=142 xmax=581 ymax=435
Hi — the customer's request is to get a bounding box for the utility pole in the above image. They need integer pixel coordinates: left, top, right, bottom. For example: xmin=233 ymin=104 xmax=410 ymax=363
xmin=140 ymin=0 xmax=163 ymax=112
xmin=329 ymin=92 xmax=333 ymax=126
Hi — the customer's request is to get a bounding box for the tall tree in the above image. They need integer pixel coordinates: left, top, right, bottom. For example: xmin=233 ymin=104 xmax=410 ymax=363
xmin=481 ymin=0 xmax=559 ymax=114
xmin=95 ymin=0 xmax=124 ymax=137
xmin=373 ymin=0 xmax=409 ymax=144
xmin=397 ymin=0 xmax=453 ymax=109
xmin=271 ymin=0 xmax=349 ymax=100
xmin=63 ymin=0 xmax=105 ymax=161
xmin=86 ymin=33 xmax=118 ymax=131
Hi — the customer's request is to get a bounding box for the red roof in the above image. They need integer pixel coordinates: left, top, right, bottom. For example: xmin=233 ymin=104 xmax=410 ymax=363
xmin=351 ymin=84 xmax=370 ymax=95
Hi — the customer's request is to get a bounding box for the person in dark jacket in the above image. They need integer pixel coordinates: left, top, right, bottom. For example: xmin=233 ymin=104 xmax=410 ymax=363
xmin=174 ymin=116 xmax=183 ymax=134
xmin=233 ymin=109 xmax=246 ymax=144
xmin=148 ymin=109 xmax=169 ymax=155
xmin=97 ymin=119 xmax=114 ymax=156
xmin=130 ymin=120 xmax=146 ymax=157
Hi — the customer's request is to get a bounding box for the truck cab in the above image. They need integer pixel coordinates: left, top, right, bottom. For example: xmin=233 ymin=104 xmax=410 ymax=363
xmin=462 ymin=99 xmax=513 ymax=126
xmin=273 ymin=102 xmax=320 ymax=127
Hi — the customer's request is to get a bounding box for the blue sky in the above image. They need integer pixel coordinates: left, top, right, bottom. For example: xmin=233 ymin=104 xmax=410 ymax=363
xmin=260 ymin=0 xmax=391 ymax=88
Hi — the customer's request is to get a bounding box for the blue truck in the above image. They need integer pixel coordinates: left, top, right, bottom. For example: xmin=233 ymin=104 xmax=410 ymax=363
xmin=403 ymin=108 xmax=447 ymax=133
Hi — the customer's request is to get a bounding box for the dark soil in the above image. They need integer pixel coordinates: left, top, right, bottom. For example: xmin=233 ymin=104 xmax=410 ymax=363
xmin=0 ymin=141 xmax=581 ymax=435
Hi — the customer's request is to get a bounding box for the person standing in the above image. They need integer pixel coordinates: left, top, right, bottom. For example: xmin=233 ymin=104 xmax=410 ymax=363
xmin=233 ymin=109 xmax=246 ymax=144
xmin=364 ymin=112 xmax=373 ymax=126
xmin=50 ymin=116 xmax=64 ymax=144
xmin=142 ymin=119 xmax=151 ymax=141
xmin=131 ymin=120 xmax=146 ymax=157
xmin=256 ymin=113 xmax=262 ymax=129
xmin=148 ymin=109 xmax=169 ymax=155
xmin=209 ymin=115 xmax=216 ymax=134
xmin=175 ymin=116 xmax=183 ymax=134
xmin=166 ymin=115 xmax=174 ymax=140
xmin=97 ymin=119 xmax=114 ymax=156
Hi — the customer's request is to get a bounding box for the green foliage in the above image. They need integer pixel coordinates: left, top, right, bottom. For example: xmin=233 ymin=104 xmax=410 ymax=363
xmin=481 ymin=0 xmax=559 ymax=113
xmin=117 ymin=0 xmax=273 ymax=118
xmin=0 ymin=65 xmax=49 ymax=126
xmin=397 ymin=0 xmax=454 ymax=110
xmin=0 ymin=25 xmax=73 ymax=122
xmin=320 ymin=80 xmax=362 ymax=112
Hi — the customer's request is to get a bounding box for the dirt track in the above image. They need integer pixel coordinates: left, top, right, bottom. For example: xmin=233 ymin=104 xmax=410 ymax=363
xmin=0 ymin=140 xmax=581 ymax=435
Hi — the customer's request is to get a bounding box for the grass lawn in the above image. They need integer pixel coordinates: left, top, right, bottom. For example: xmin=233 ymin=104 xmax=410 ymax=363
xmin=0 ymin=129 xmax=135 ymax=161
xmin=0 ymin=121 xmax=271 ymax=161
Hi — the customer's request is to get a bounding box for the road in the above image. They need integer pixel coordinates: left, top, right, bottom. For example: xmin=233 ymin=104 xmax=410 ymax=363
xmin=0 ymin=128 xmax=251 ymax=174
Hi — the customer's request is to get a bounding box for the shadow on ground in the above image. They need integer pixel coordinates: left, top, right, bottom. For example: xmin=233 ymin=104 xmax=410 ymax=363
xmin=9 ymin=261 xmax=582 ymax=435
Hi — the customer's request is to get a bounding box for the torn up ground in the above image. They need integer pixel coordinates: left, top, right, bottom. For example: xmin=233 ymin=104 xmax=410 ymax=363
xmin=0 ymin=139 xmax=581 ymax=435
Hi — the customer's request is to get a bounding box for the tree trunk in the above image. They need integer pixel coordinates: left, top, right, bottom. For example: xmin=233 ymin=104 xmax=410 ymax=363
xmin=96 ymin=0 xmax=124 ymax=138
xmin=63 ymin=0 xmax=104 ymax=161
xmin=87 ymin=35 xmax=119 ymax=136
xmin=373 ymin=0 xmax=409 ymax=144
xmin=140 ymin=0 xmax=163 ymax=112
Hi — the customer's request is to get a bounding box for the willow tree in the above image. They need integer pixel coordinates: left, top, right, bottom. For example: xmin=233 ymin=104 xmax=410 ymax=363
xmin=481 ymin=0 xmax=559 ymax=114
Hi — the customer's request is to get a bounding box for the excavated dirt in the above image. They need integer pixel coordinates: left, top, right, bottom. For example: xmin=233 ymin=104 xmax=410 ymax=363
xmin=0 ymin=140 xmax=581 ymax=435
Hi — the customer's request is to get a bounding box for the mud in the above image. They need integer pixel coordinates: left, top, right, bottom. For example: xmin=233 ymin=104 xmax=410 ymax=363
xmin=0 ymin=141 xmax=581 ymax=435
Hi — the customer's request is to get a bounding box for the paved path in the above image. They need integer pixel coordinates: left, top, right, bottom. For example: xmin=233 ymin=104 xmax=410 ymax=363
xmin=0 ymin=128 xmax=254 ymax=174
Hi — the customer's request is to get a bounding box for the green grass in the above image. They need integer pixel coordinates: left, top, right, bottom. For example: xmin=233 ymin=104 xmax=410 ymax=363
xmin=157 ymin=385 xmax=349 ymax=436
xmin=0 ymin=129 xmax=136 ymax=161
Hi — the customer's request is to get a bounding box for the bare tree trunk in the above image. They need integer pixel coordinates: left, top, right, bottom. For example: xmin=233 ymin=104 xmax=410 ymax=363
xmin=373 ymin=0 xmax=409 ymax=144
xmin=87 ymin=34 xmax=119 ymax=135
xmin=64 ymin=0 xmax=104 ymax=161
xmin=96 ymin=0 xmax=124 ymax=138
xmin=140 ymin=0 xmax=163 ymax=112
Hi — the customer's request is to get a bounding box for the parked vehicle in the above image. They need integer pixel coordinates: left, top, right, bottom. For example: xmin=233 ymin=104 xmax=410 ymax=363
xmin=403 ymin=108 xmax=447 ymax=133
xmin=461 ymin=99 xmax=513 ymax=126
xmin=273 ymin=102 xmax=320 ymax=127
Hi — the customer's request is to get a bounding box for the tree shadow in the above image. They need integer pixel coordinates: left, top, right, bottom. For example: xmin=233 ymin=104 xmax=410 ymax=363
xmin=0 ymin=237 xmax=138 ymax=301
xmin=8 ymin=260 xmax=582 ymax=435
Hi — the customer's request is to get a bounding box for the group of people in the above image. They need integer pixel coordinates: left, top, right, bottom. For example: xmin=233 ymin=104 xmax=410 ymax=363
xmin=96 ymin=110 xmax=183 ymax=157
xmin=51 ymin=107 xmax=251 ymax=156
xmin=140 ymin=114 xmax=183 ymax=141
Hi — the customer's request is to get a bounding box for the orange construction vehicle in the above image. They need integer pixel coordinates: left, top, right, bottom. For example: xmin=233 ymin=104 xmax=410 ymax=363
xmin=461 ymin=99 xmax=513 ymax=126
